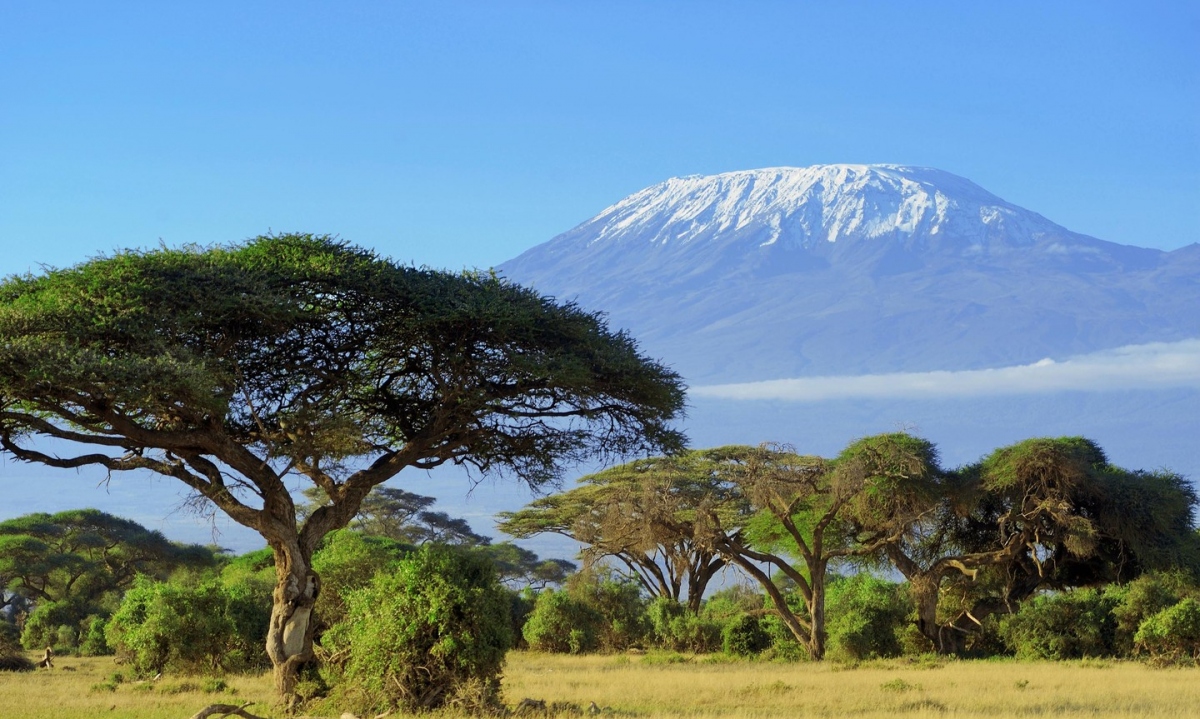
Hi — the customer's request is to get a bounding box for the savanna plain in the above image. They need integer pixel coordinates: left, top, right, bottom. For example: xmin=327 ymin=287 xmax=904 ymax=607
xmin=3 ymin=651 xmax=1199 ymax=719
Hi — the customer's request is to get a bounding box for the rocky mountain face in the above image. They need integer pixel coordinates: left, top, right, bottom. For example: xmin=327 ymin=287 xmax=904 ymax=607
xmin=499 ymin=165 xmax=1199 ymax=384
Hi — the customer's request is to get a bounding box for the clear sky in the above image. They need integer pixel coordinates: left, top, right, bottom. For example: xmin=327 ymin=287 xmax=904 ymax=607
xmin=2 ymin=1 xmax=1197 ymax=274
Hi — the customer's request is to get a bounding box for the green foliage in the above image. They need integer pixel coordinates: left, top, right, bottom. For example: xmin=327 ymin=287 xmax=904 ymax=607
xmin=702 ymin=585 xmax=765 ymax=622
xmin=0 ymin=620 xmax=19 ymax=649
xmin=507 ymin=589 xmax=537 ymax=649
xmin=1135 ymin=598 xmax=1200 ymax=664
xmin=565 ymin=569 xmax=648 ymax=651
xmin=523 ymin=590 xmax=602 ymax=654
xmin=647 ymin=597 xmax=722 ymax=653
xmin=302 ymin=486 xmax=491 ymax=547
xmin=1111 ymin=571 xmax=1197 ymax=655
xmin=105 ymin=575 xmax=270 ymax=675
xmin=310 ymin=529 xmax=410 ymax=630
xmin=0 ymin=234 xmax=685 ymax=493
xmin=21 ymin=599 xmax=88 ymax=651
xmin=722 ymin=614 xmax=770 ymax=656
xmin=837 ymin=433 xmax=941 ymax=535
xmin=321 ymin=545 xmax=512 ymax=714
xmin=0 ymin=509 xmax=214 ymax=651
xmin=497 ymin=451 xmax=729 ymax=610
xmin=999 ymin=588 xmax=1121 ymax=660
xmin=825 ymin=575 xmax=910 ymax=661
xmin=78 ymin=615 xmax=111 ymax=656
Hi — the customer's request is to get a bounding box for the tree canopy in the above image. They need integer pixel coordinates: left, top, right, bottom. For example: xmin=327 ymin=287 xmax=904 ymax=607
xmin=0 ymin=234 xmax=686 ymax=701
xmin=508 ymin=434 xmax=1198 ymax=659
xmin=0 ymin=509 xmax=214 ymax=650
xmin=498 ymin=451 xmax=729 ymax=612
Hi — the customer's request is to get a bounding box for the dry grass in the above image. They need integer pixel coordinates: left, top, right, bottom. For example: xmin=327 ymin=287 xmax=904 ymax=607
xmin=504 ymin=652 xmax=1200 ymax=719
xmin=0 ymin=653 xmax=279 ymax=719
xmin=2 ymin=651 xmax=1200 ymax=718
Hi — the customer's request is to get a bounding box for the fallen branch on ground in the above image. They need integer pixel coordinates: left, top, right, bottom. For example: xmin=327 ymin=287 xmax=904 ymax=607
xmin=187 ymin=703 xmax=267 ymax=719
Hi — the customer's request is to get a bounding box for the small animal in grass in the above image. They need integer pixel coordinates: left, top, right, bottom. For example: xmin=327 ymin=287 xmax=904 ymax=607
xmin=514 ymin=698 xmax=547 ymax=715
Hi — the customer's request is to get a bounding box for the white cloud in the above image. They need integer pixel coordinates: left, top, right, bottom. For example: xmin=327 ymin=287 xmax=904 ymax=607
xmin=691 ymin=339 xmax=1200 ymax=402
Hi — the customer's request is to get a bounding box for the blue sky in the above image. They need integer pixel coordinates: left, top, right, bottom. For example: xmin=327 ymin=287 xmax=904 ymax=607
xmin=2 ymin=1 xmax=1197 ymax=274
xmin=1 ymin=2 xmax=1196 ymax=551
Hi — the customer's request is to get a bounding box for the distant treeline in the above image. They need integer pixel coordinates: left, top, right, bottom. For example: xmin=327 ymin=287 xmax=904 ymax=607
xmin=502 ymin=434 xmax=1200 ymax=663
xmin=3 ymin=434 xmax=1199 ymax=711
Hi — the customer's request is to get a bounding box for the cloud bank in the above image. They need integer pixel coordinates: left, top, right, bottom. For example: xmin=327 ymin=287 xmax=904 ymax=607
xmin=691 ymin=339 xmax=1200 ymax=402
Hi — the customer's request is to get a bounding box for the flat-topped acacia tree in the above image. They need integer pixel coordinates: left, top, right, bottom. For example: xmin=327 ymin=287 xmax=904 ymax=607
xmin=0 ymin=235 xmax=686 ymax=702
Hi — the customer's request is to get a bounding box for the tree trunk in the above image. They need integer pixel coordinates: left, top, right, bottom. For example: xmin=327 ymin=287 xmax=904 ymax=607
xmin=264 ymin=535 xmax=321 ymax=709
xmin=723 ymin=552 xmax=813 ymax=653
xmin=808 ymin=572 xmax=827 ymax=661
xmin=908 ymin=573 xmax=966 ymax=655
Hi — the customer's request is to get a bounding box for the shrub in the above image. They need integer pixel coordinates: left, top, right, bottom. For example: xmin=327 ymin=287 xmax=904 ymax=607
xmin=310 ymin=529 xmax=410 ymax=630
xmin=825 ymin=575 xmax=910 ymax=660
xmin=702 ymin=585 xmax=764 ymax=622
xmin=646 ymin=598 xmax=721 ymax=653
xmin=1135 ymin=598 xmax=1200 ymax=664
xmin=0 ymin=621 xmax=18 ymax=649
xmin=1112 ymin=571 xmax=1196 ymax=656
xmin=999 ymin=588 xmax=1120 ymax=660
xmin=322 ymin=545 xmax=513 ymax=714
xmin=523 ymin=590 xmax=602 ymax=653
xmin=105 ymin=576 xmax=269 ymax=675
xmin=20 ymin=600 xmax=87 ymax=653
xmin=0 ymin=628 xmax=33 ymax=672
xmin=565 ymin=570 xmax=648 ymax=651
xmin=722 ymin=614 xmax=770 ymax=656
xmin=78 ymin=615 xmax=111 ymax=656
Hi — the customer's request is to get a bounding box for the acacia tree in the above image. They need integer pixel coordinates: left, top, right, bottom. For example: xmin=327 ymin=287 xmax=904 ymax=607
xmin=683 ymin=443 xmax=915 ymax=660
xmin=0 ymin=509 xmax=210 ymax=613
xmin=300 ymin=486 xmax=491 ymax=546
xmin=498 ymin=455 xmax=728 ymax=612
xmin=532 ymin=441 xmax=913 ymax=659
xmin=847 ymin=436 xmax=1199 ymax=654
xmin=0 ymin=235 xmax=685 ymax=703
xmin=0 ymin=509 xmax=212 ymax=650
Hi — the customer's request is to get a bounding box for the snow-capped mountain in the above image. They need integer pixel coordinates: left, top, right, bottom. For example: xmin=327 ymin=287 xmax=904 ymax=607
xmin=573 ymin=165 xmax=1061 ymax=251
xmin=500 ymin=165 xmax=1199 ymax=384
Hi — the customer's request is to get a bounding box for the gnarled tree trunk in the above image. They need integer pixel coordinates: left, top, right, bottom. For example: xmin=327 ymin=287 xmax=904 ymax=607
xmin=264 ymin=534 xmax=321 ymax=707
xmin=908 ymin=574 xmax=970 ymax=655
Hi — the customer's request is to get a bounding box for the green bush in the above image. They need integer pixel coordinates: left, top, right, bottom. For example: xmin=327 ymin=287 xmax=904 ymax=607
xmin=1135 ymin=598 xmax=1200 ymax=664
xmin=565 ymin=570 xmax=648 ymax=651
xmin=20 ymin=600 xmax=87 ymax=652
xmin=523 ymin=589 xmax=602 ymax=653
xmin=825 ymin=575 xmax=910 ymax=661
xmin=78 ymin=615 xmax=111 ymax=656
xmin=722 ymin=614 xmax=770 ymax=656
xmin=1112 ymin=571 xmax=1196 ymax=656
xmin=646 ymin=598 xmax=721 ymax=653
xmin=999 ymin=588 xmax=1120 ymax=660
xmin=322 ymin=545 xmax=513 ymax=714
xmin=702 ymin=585 xmax=764 ymax=622
xmin=310 ymin=529 xmax=410 ymax=631
xmin=105 ymin=575 xmax=270 ymax=675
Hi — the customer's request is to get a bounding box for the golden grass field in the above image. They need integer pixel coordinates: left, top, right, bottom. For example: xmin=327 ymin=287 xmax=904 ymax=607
xmin=2 ymin=651 xmax=1200 ymax=718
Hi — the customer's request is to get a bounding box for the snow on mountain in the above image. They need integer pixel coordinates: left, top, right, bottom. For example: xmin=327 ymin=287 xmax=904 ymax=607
xmin=500 ymin=165 xmax=1198 ymax=385
xmin=582 ymin=165 xmax=1060 ymax=251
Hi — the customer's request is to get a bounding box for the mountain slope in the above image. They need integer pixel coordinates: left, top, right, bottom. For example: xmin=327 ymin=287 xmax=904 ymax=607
xmin=499 ymin=165 xmax=1199 ymax=384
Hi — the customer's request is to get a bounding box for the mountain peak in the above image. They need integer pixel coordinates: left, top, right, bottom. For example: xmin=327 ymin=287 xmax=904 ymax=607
xmin=573 ymin=163 xmax=1068 ymax=253
xmin=500 ymin=165 xmax=1189 ymax=384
